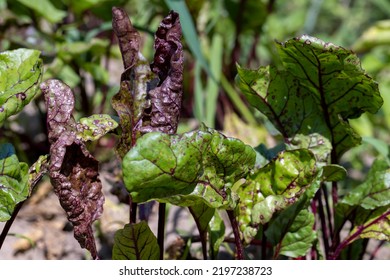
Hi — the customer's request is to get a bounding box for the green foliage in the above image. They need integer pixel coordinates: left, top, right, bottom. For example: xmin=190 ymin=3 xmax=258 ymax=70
xmin=0 ymin=49 xmax=42 ymax=126
xmin=122 ymin=125 xmax=256 ymax=209
xmin=112 ymin=221 xmax=160 ymax=260
xmin=237 ymin=149 xmax=317 ymax=244
xmin=0 ymin=143 xmax=29 ymax=221
xmin=1 ymin=0 xmax=390 ymax=261
xmin=236 ymin=35 xmax=383 ymax=160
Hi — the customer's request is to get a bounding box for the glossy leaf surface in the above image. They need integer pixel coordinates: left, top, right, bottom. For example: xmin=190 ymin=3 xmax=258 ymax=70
xmin=0 ymin=143 xmax=29 ymax=222
xmin=122 ymin=126 xmax=256 ymax=209
xmin=237 ymin=149 xmax=317 ymax=244
xmin=0 ymin=49 xmax=42 ymax=126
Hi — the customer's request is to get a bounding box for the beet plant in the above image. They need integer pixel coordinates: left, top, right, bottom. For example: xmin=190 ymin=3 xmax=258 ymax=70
xmin=0 ymin=6 xmax=389 ymax=260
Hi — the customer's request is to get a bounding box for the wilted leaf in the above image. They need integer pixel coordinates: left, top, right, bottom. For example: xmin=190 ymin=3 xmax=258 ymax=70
xmin=122 ymin=125 xmax=256 ymax=209
xmin=237 ymin=149 xmax=317 ymax=244
xmin=0 ymin=49 xmax=42 ymax=126
xmin=111 ymin=7 xmax=157 ymax=157
xmin=112 ymin=221 xmax=160 ymax=260
xmin=41 ymin=79 xmax=111 ymax=259
xmin=141 ymin=10 xmax=184 ymax=134
xmin=0 ymin=143 xmax=29 ymax=222
xmin=236 ymin=35 xmax=383 ymax=159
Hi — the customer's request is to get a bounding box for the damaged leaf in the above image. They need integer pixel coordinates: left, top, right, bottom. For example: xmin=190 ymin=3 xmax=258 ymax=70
xmin=111 ymin=8 xmax=184 ymax=158
xmin=111 ymin=7 xmax=157 ymax=157
xmin=0 ymin=143 xmax=29 ymax=222
xmin=76 ymin=114 xmax=118 ymax=142
xmin=0 ymin=49 xmax=43 ymax=126
xmin=145 ymin=10 xmax=184 ymax=134
xmin=122 ymin=125 xmax=256 ymax=209
xmin=41 ymin=79 xmax=116 ymax=259
xmin=236 ymin=35 xmax=383 ymax=160
xmin=237 ymin=149 xmax=317 ymax=244
xmin=112 ymin=221 xmax=160 ymax=260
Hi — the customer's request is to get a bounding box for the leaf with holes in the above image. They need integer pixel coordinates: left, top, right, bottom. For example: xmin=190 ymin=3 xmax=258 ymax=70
xmin=112 ymin=221 xmax=160 ymax=260
xmin=0 ymin=49 xmax=42 ymax=126
xmin=236 ymin=35 xmax=383 ymax=160
xmin=0 ymin=143 xmax=29 ymax=222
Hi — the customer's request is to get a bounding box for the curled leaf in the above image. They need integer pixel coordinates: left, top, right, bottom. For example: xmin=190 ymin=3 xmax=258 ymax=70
xmin=0 ymin=49 xmax=43 ymax=126
xmin=41 ymin=79 xmax=112 ymax=259
xmin=145 ymin=10 xmax=184 ymax=134
xmin=112 ymin=7 xmax=140 ymax=71
xmin=111 ymin=7 xmax=157 ymax=157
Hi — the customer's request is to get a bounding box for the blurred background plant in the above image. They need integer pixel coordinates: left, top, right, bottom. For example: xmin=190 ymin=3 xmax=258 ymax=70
xmin=1 ymin=0 xmax=389 ymax=259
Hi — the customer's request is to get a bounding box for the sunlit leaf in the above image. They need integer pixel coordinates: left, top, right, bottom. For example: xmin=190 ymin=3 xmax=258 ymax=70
xmin=0 ymin=49 xmax=42 ymax=126
xmin=341 ymin=159 xmax=390 ymax=209
xmin=76 ymin=114 xmax=118 ymax=142
xmin=236 ymin=35 xmax=383 ymax=159
xmin=237 ymin=149 xmax=317 ymax=244
xmin=112 ymin=221 xmax=160 ymax=260
xmin=122 ymin=125 xmax=256 ymax=209
xmin=336 ymin=159 xmax=390 ymax=247
xmin=0 ymin=143 xmax=29 ymax=222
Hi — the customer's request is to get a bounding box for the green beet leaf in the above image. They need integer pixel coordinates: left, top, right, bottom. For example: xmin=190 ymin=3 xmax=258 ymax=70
xmin=112 ymin=221 xmax=160 ymax=260
xmin=236 ymin=35 xmax=383 ymax=160
xmin=335 ymin=159 xmax=390 ymax=245
xmin=237 ymin=149 xmax=317 ymax=244
xmin=76 ymin=114 xmax=118 ymax=142
xmin=0 ymin=49 xmax=42 ymax=126
xmin=266 ymin=201 xmax=316 ymax=258
xmin=351 ymin=207 xmax=390 ymax=241
xmin=208 ymin=210 xmax=226 ymax=259
xmin=122 ymin=125 xmax=256 ymax=209
xmin=0 ymin=143 xmax=29 ymax=221
xmin=341 ymin=159 xmax=390 ymax=209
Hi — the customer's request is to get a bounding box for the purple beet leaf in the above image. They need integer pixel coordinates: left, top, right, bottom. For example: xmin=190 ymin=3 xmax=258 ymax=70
xmin=41 ymin=79 xmax=104 ymax=260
